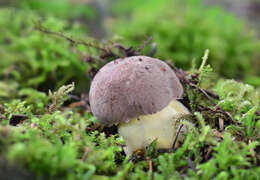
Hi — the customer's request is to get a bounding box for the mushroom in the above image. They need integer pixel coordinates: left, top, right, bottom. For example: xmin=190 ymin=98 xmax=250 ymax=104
xmin=89 ymin=56 xmax=190 ymax=154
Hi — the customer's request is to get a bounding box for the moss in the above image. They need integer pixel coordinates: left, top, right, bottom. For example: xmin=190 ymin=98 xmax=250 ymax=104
xmin=111 ymin=0 xmax=260 ymax=79
xmin=0 ymin=72 xmax=259 ymax=180
xmin=0 ymin=8 xmax=89 ymax=94
xmin=19 ymin=0 xmax=97 ymax=20
xmin=0 ymin=1 xmax=260 ymax=179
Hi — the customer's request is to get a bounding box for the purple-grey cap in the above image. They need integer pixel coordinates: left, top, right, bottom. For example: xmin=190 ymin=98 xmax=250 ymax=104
xmin=89 ymin=56 xmax=183 ymax=125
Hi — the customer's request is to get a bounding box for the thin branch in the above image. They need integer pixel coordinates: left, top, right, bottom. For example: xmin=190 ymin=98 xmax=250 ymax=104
xmin=189 ymin=83 xmax=217 ymax=105
xmin=136 ymin=36 xmax=153 ymax=54
xmin=172 ymin=124 xmax=184 ymax=150
xmin=35 ymin=25 xmax=107 ymax=52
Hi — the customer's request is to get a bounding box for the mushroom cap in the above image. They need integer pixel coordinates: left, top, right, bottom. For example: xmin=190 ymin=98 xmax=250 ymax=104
xmin=89 ymin=56 xmax=183 ymax=125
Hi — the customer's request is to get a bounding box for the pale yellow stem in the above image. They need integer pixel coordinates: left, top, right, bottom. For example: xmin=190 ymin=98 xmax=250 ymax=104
xmin=118 ymin=99 xmax=190 ymax=155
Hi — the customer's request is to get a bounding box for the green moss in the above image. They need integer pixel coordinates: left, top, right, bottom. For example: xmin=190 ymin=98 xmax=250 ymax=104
xmin=0 ymin=76 xmax=259 ymax=180
xmin=0 ymin=8 xmax=89 ymax=94
xmin=112 ymin=0 xmax=260 ymax=79
xmin=19 ymin=0 xmax=97 ymax=20
xmin=0 ymin=2 xmax=260 ymax=179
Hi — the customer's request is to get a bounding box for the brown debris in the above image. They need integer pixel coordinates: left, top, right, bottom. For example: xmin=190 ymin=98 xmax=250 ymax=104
xmin=249 ymin=140 xmax=256 ymax=158
xmin=146 ymin=157 xmax=153 ymax=173
xmin=214 ymin=130 xmax=224 ymax=139
xmin=205 ymin=146 xmax=213 ymax=160
xmin=219 ymin=118 xmax=224 ymax=131
xmin=10 ymin=114 xmax=28 ymax=126
xmin=69 ymin=93 xmax=91 ymax=112
xmin=81 ymin=147 xmax=91 ymax=162
xmin=30 ymin=123 xmax=37 ymax=129
xmin=0 ymin=104 xmax=5 ymax=114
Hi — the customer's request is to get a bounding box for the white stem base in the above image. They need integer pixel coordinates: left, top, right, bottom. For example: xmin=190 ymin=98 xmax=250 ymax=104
xmin=118 ymin=100 xmax=190 ymax=155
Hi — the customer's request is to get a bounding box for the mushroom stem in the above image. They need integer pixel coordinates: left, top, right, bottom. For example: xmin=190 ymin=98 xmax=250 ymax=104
xmin=118 ymin=99 xmax=190 ymax=155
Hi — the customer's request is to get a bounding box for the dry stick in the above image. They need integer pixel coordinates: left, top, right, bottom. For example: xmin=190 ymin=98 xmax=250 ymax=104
xmin=219 ymin=118 xmax=224 ymax=131
xmin=198 ymin=105 xmax=233 ymax=123
xmin=81 ymin=147 xmax=91 ymax=162
xmin=69 ymin=94 xmax=81 ymax=101
xmin=36 ymin=27 xmax=114 ymax=67
xmin=205 ymin=147 xmax=213 ymax=160
xmin=204 ymin=89 xmax=219 ymax=100
xmin=189 ymin=83 xmax=216 ymax=105
xmin=36 ymin=23 xmax=156 ymax=61
xmin=170 ymin=62 xmax=234 ymax=126
xmin=146 ymin=157 xmax=153 ymax=173
xmin=171 ymin=60 xmax=233 ymax=124
xmin=36 ymin=25 xmax=153 ymax=59
xmin=136 ymin=36 xmax=153 ymax=54
xmin=168 ymin=58 xmax=221 ymax=104
xmin=35 ymin=25 xmax=108 ymax=52
xmin=184 ymin=73 xmax=232 ymax=122
xmin=215 ymin=106 xmax=233 ymax=121
xmin=171 ymin=124 xmax=184 ymax=150
xmin=146 ymin=157 xmax=154 ymax=180
xmin=189 ymin=82 xmax=233 ymax=121
xmin=192 ymin=50 xmax=232 ymax=121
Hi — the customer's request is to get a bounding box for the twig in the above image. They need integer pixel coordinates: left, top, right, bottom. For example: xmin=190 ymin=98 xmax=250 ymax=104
xmin=189 ymin=83 xmax=216 ymax=105
xmin=69 ymin=94 xmax=91 ymax=112
xmin=81 ymin=147 xmax=91 ymax=162
xmin=197 ymin=105 xmax=233 ymax=122
xmin=35 ymin=25 xmax=108 ymax=52
xmin=205 ymin=147 xmax=213 ymax=160
xmin=36 ymin=23 xmax=156 ymax=63
xmin=172 ymin=124 xmax=184 ymax=150
xmin=146 ymin=157 xmax=153 ymax=173
xmin=136 ymin=36 xmax=153 ymax=54
xmin=146 ymin=157 xmax=154 ymax=180
xmin=215 ymin=106 xmax=233 ymax=122
xmin=219 ymin=118 xmax=224 ymax=131
xmin=69 ymin=94 xmax=81 ymax=101
xmin=203 ymin=90 xmax=219 ymax=100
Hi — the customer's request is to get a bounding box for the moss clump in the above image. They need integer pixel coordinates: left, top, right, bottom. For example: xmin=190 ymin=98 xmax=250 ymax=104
xmin=112 ymin=0 xmax=260 ymax=79
xmin=0 ymin=8 xmax=89 ymax=94
xmin=0 ymin=68 xmax=259 ymax=179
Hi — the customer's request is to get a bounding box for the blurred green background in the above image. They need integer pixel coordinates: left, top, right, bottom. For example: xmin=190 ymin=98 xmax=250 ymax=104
xmin=0 ymin=0 xmax=260 ymax=98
